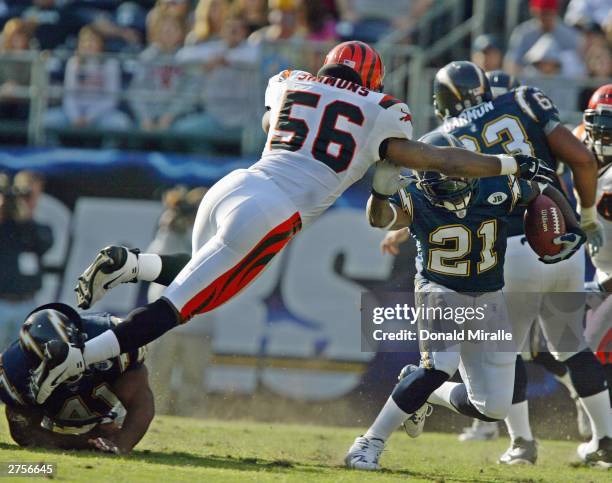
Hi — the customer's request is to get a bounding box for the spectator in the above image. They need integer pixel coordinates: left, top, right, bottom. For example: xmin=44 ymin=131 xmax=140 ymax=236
xmin=249 ymin=0 xmax=298 ymax=44
xmin=504 ymin=0 xmax=580 ymax=75
xmin=44 ymin=25 xmax=131 ymax=139
xmin=471 ymin=34 xmax=503 ymax=72
xmin=0 ymin=171 xmax=53 ymax=350
xmin=174 ymin=14 xmax=259 ymax=153
xmin=185 ymin=0 xmax=230 ymax=45
xmin=522 ymin=34 xmax=581 ymax=112
xmin=236 ymin=0 xmax=268 ymax=34
xmin=89 ymin=2 xmax=148 ymax=53
xmin=0 ymin=19 xmax=33 ymax=121
xmin=147 ymin=0 xmax=193 ymax=40
xmin=296 ymin=0 xmax=338 ymax=42
xmin=20 ymin=0 xmax=83 ymax=50
xmin=564 ymin=0 xmax=612 ymax=32
xmin=335 ymin=0 xmax=432 ymax=43
xmin=129 ymin=16 xmax=197 ymax=131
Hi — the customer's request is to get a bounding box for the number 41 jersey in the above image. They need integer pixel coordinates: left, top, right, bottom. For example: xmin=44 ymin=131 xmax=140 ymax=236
xmin=254 ymin=70 xmax=413 ymax=227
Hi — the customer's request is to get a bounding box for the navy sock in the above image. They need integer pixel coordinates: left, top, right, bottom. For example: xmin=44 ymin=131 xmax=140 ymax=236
xmin=565 ymin=350 xmax=608 ymax=398
xmin=449 ymin=384 xmax=501 ymax=422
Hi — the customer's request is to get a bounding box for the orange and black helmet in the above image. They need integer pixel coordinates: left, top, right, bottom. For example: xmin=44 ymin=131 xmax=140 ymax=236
xmin=322 ymin=40 xmax=385 ymax=91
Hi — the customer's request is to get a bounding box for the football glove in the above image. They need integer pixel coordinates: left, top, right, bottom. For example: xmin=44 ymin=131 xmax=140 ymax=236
xmin=372 ymin=160 xmax=412 ymax=198
xmin=539 ymin=227 xmax=586 ymax=264
xmin=75 ymin=246 xmax=140 ymax=310
xmin=579 ymin=206 xmax=605 ymax=257
xmin=514 ymin=154 xmax=555 ymax=185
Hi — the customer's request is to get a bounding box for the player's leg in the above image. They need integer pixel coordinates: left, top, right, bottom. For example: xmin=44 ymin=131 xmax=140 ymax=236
xmin=540 ymin=251 xmax=612 ymax=465
xmin=500 ymin=235 xmax=544 ymax=462
xmin=36 ymin=170 xmax=302 ymax=404
xmin=345 ymin=279 xmax=455 ymax=470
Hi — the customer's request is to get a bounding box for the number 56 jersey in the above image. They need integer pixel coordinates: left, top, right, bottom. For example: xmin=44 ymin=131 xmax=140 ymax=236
xmin=254 ymin=70 xmax=413 ymax=227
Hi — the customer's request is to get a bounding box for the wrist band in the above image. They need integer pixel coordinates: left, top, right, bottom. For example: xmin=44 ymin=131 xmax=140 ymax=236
xmin=498 ymin=155 xmax=518 ymax=175
xmin=381 ymin=203 xmax=398 ymax=231
xmin=580 ymin=205 xmax=597 ymax=222
xmin=371 ymin=188 xmax=390 ymax=200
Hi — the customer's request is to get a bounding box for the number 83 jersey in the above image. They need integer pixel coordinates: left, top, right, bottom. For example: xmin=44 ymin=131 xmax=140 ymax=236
xmin=255 ymin=70 xmax=413 ymax=227
xmin=394 ymin=176 xmax=535 ymax=292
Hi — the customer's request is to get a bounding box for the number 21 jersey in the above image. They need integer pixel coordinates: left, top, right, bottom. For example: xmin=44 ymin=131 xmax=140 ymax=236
xmin=254 ymin=70 xmax=413 ymax=226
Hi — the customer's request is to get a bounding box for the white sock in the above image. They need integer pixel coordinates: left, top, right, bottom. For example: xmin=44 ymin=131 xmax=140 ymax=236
xmin=555 ymin=372 xmax=578 ymax=399
xmin=83 ymin=330 xmax=121 ymax=365
xmin=363 ymin=396 xmax=409 ymax=441
xmin=504 ymin=401 xmax=534 ymax=442
xmin=579 ymin=390 xmax=612 ymax=440
xmin=428 ymin=382 xmax=461 ymax=413
xmin=138 ymin=253 xmax=163 ymax=282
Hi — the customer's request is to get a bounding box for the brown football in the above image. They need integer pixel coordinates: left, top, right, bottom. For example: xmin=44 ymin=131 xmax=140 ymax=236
xmin=524 ymin=195 xmax=566 ymax=257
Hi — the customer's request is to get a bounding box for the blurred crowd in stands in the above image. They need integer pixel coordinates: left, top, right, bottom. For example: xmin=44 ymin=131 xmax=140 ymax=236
xmin=0 ymin=0 xmax=610 ymax=154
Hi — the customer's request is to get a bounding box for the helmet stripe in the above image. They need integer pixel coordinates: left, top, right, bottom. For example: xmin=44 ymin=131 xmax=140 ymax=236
xmin=365 ymin=51 xmax=377 ymax=89
xmin=356 ymin=42 xmax=366 ymax=77
xmin=48 ymin=311 xmax=70 ymax=343
xmin=19 ymin=329 xmax=44 ymax=360
xmin=437 ymin=68 xmax=462 ymax=100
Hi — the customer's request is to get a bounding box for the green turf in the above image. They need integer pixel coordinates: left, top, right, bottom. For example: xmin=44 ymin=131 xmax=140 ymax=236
xmin=0 ymin=415 xmax=608 ymax=482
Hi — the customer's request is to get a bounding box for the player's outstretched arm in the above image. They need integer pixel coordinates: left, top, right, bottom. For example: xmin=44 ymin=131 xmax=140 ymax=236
xmin=89 ymin=365 xmax=154 ymax=455
xmin=367 ymin=196 xmax=411 ymax=230
xmin=383 ymin=138 xmax=555 ymax=181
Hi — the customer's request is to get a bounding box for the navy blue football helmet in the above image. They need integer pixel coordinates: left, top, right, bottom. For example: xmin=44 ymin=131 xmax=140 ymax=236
xmin=415 ymin=132 xmax=478 ymax=218
xmin=433 ymin=61 xmax=492 ymax=119
xmin=485 ymin=70 xmax=521 ymax=99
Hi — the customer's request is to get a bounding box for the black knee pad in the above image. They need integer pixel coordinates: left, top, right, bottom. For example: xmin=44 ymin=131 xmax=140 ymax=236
xmin=512 ymin=355 xmax=528 ymax=404
xmin=449 ymin=383 xmax=502 ymax=422
xmin=565 ymin=350 xmax=608 ymax=398
xmin=391 ymin=367 xmax=448 ymax=414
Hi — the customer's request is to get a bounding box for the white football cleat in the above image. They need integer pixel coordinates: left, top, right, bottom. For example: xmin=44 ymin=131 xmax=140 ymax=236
xmin=75 ymin=246 xmax=139 ymax=309
xmin=577 ymin=437 xmax=612 ymax=468
xmin=402 ymin=403 xmax=433 ymax=438
xmin=498 ymin=438 xmax=538 ymax=465
xmin=345 ymin=436 xmax=385 ymax=470
xmin=35 ymin=340 xmax=86 ymax=404
xmin=458 ymin=419 xmax=500 ymax=442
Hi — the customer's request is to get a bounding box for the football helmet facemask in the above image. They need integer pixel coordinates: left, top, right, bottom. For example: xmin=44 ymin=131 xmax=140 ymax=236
xmin=416 ymin=131 xmax=478 ymax=218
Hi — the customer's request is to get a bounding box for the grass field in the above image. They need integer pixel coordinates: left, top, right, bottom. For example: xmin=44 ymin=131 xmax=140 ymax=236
xmin=0 ymin=415 xmax=608 ymax=482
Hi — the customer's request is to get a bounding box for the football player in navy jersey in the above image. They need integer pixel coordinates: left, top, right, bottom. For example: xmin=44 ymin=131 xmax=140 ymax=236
xmin=433 ymin=62 xmax=610 ymax=466
xmin=0 ymin=304 xmax=153 ymax=454
xmin=344 ymin=131 xmax=583 ymax=471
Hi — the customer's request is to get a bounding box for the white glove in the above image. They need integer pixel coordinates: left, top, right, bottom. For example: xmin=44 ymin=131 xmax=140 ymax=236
xmin=75 ymin=246 xmax=139 ymax=309
xmin=372 ymin=160 xmax=411 ymax=197
xmin=579 ymin=206 xmax=605 ymax=257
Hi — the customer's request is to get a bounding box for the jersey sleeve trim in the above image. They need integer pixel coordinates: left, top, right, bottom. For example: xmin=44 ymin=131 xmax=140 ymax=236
xmin=379 ymin=95 xmax=403 ymax=109
xmin=515 ymin=87 xmax=539 ymax=122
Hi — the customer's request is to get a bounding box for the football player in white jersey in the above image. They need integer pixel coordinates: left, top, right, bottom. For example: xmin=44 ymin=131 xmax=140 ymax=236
xmin=31 ymin=41 xmax=550 ymax=405
xmin=580 ymin=85 xmax=612 ymax=412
